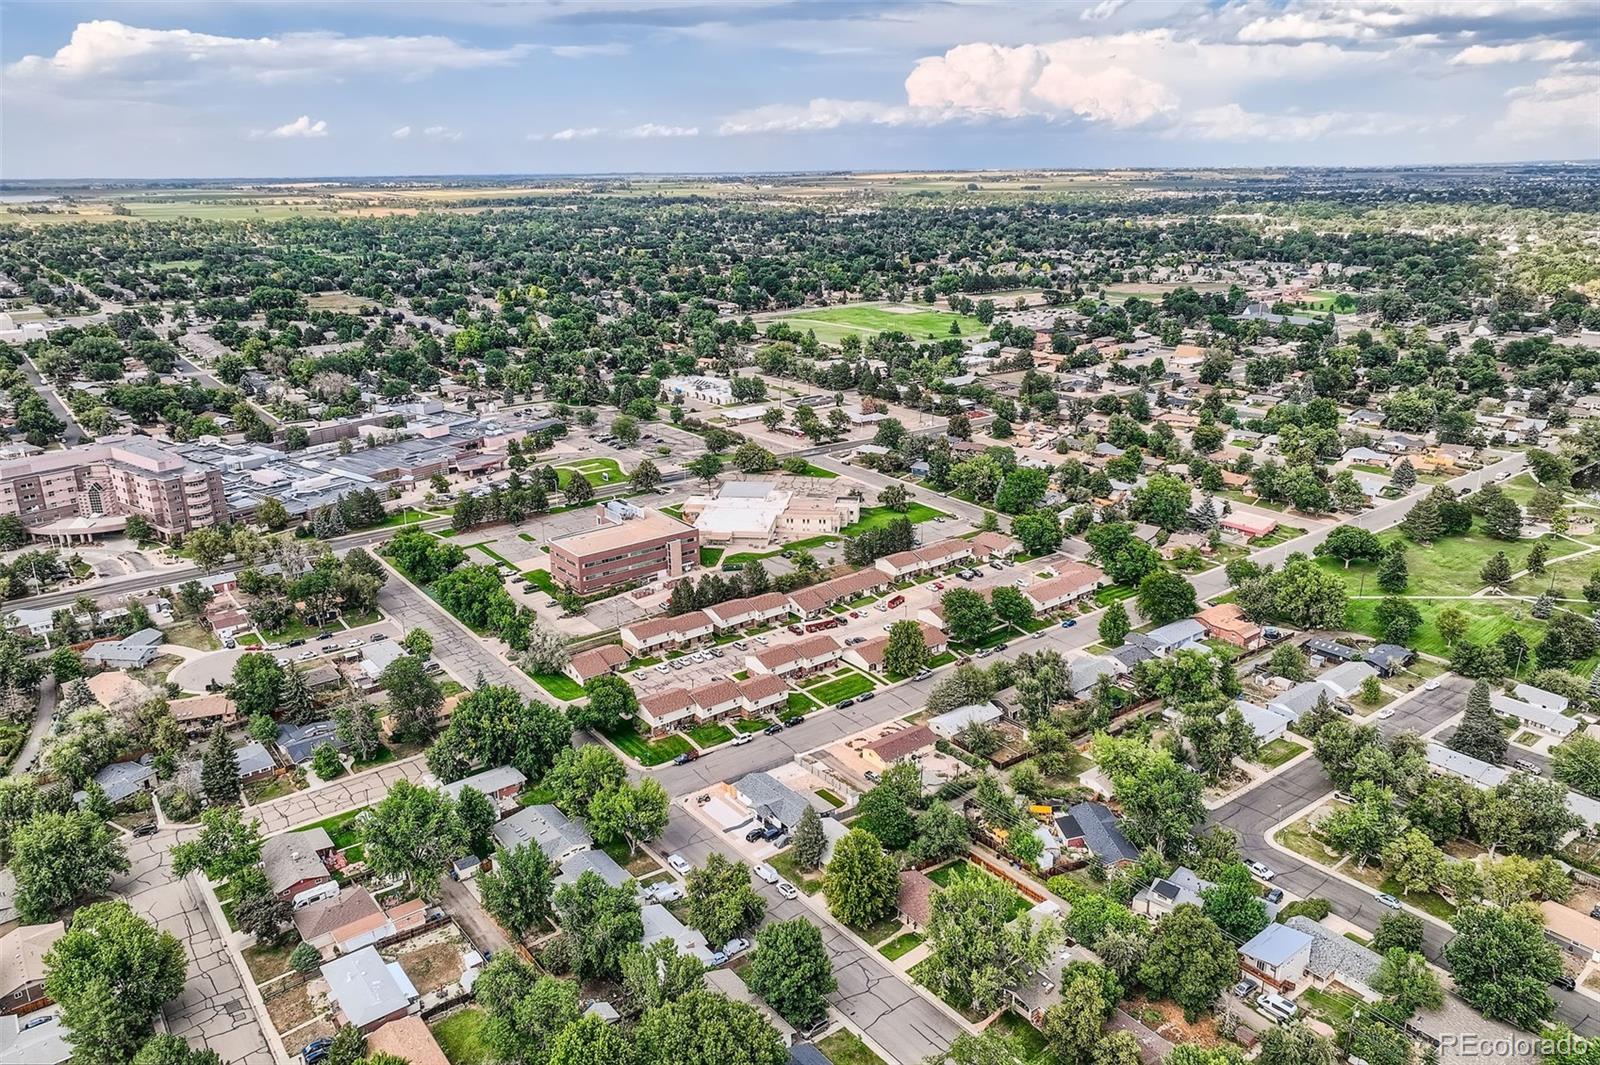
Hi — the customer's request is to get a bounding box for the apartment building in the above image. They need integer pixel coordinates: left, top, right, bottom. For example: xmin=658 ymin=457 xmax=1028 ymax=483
xmin=548 ymin=505 xmax=700 ymax=596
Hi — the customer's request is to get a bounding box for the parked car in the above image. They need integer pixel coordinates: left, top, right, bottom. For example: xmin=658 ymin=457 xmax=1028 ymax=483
xmin=642 ymin=881 xmax=684 ymax=903
xmin=857 ymin=692 xmax=874 ymax=702
xmin=368 ymin=633 xmax=387 ymax=642
xmin=1375 ymin=893 xmax=1402 ymax=909
xmin=837 ymin=698 xmax=856 ymax=709
xmin=1059 ymin=619 xmax=1076 ymax=628
xmin=1264 ymin=887 xmax=1284 ymax=904
xmin=131 ymin=821 xmax=158 ymax=838
xmin=732 ymin=734 xmax=753 ymax=746
xmin=222 ymin=637 xmax=237 ymax=649
xmin=1515 ymin=758 xmax=1543 ymax=775
xmin=667 ymin=854 xmax=693 ymax=874
xmin=761 ymin=824 xmax=784 ymax=841
xmin=1244 ymin=860 xmax=1276 ymax=881
xmin=746 ymin=825 xmax=769 ymax=842
xmin=1555 ymin=973 xmax=1577 ymax=992
xmin=302 ymin=1039 xmax=334 ymax=1065
xmin=914 ymin=669 xmax=932 ymax=680
xmin=776 ymin=880 xmax=798 ymax=900
xmin=721 ymin=937 xmax=751 ymax=959
xmin=764 ymin=723 xmax=784 ymax=736
xmin=754 ymin=863 xmax=780 ymax=884
xmin=1424 ymin=679 xmax=1440 ymax=691
xmin=672 ymin=751 xmax=698 ymax=766
xmin=1232 ymin=977 xmax=1258 ymax=999
xmin=316 ymin=630 xmax=336 ymax=640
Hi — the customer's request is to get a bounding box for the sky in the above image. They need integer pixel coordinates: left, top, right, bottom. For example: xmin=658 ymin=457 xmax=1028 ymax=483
xmin=1 ymin=0 xmax=1598 ymax=180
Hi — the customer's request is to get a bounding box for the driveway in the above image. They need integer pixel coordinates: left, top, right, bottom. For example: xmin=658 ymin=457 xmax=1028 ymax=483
xmin=440 ymin=874 xmax=514 ymax=956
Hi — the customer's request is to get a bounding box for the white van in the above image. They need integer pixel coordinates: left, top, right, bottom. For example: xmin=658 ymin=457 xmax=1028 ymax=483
xmin=1257 ymin=991 xmax=1299 ymax=1023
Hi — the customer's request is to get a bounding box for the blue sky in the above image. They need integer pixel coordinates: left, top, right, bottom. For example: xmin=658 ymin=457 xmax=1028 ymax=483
xmin=2 ymin=0 xmax=1597 ymax=179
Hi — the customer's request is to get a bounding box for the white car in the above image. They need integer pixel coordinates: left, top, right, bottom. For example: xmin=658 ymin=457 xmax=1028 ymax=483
xmin=721 ymin=937 xmax=751 ymax=959
xmin=655 ymin=664 xmax=671 ymax=674
xmin=667 ymin=854 xmax=692 ymax=875
xmin=776 ymin=880 xmax=798 ymax=900
xmin=635 ymin=670 xmax=648 ymax=680
xmin=754 ymin=863 xmax=780 ymax=884
xmin=642 ymin=881 xmax=684 ymax=903
xmin=1424 ymin=679 xmax=1440 ymax=691
xmin=1375 ymin=893 xmax=1402 ymax=909
xmin=346 ymin=636 xmax=363 ymax=646
xmin=732 ymin=734 xmax=753 ymax=746
xmin=1245 ymin=860 xmax=1276 ymax=882
xmin=297 ymin=650 xmax=316 ymax=661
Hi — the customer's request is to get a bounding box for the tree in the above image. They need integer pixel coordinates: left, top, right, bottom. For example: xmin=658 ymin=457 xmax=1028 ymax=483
xmin=229 ymin=653 xmax=284 ymax=718
xmin=856 ymin=783 xmax=916 ymax=850
xmin=989 ymin=586 xmax=1034 ymax=629
xmin=574 ymin=674 xmax=638 ymax=733
xmin=133 ymin=1036 xmax=225 ymax=1065
xmin=1011 ymin=510 xmax=1063 ymax=556
xmin=12 ymin=810 xmax=129 ymax=922
xmin=474 ymin=956 xmax=579 ymax=1065
xmin=200 ymin=725 xmax=241 ymax=804
xmin=1269 ymin=642 xmax=1309 ymax=682
xmin=1400 ymin=493 xmax=1443 ymax=542
xmin=1136 ymin=904 xmax=1238 ymax=1021
xmin=824 ymin=828 xmax=899 ymax=928
xmin=1199 ymin=864 xmax=1268 ymax=942
xmin=792 ymin=805 xmax=827 ymax=870
xmin=170 ymin=807 xmax=263 ymax=882
xmin=746 ymin=918 xmax=837 ymax=1026
xmin=290 ymin=942 xmax=322 ymax=974
xmin=311 ymin=743 xmax=344 ymax=780
xmin=1130 ymin=474 xmax=1192 ymax=532
xmin=684 ymin=853 xmax=766 ymax=948
xmin=879 ymin=484 xmax=909 ymax=511
xmin=1445 ymin=903 xmax=1562 ymax=1029
xmin=480 ymin=844 xmax=555 ymax=940
xmin=1314 ymin=526 xmax=1384 ymax=568
xmin=360 ymin=781 xmax=467 ymax=897
xmin=1483 ymin=494 xmax=1524 ymax=541
xmin=549 ymin=1015 xmax=630 ymax=1065
xmin=922 ymin=871 xmax=1060 ymax=1014
xmin=1372 ymin=910 xmax=1425 ymax=955
xmin=335 ymin=700 xmax=383 ymax=761
xmin=1040 ymin=963 xmax=1117 ymax=1065
xmin=633 ymin=989 xmax=788 ymax=1065
xmin=1527 ymin=540 xmax=1549 ymax=575
xmin=457 ymin=786 xmax=497 ymax=856
xmin=1097 ymin=601 xmax=1130 ymax=648
xmin=1256 ymin=1023 xmax=1337 ymax=1065
xmin=554 ymin=870 xmax=643 ymax=978
xmin=1480 ymin=550 xmax=1513 ymax=591
xmin=1373 ymin=596 xmax=1422 ymax=644
xmin=233 ymin=868 xmax=293 ymax=944
xmin=43 ymin=902 xmax=186 ymax=1065
xmin=1451 ymin=679 xmax=1507 ymax=764
xmin=884 ymin=620 xmax=931 ymax=677
xmin=1391 ymin=458 xmax=1418 ymax=492
xmin=588 ymin=778 xmax=670 ymax=854
xmin=1375 ymin=542 xmax=1409 ymax=593
xmin=1381 ymin=828 xmax=1445 ymax=896
xmin=911 ymin=800 xmax=972 ymax=864
xmin=630 ymin=459 xmax=662 ymax=491
xmin=1435 ymin=606 xmax=1470 ymax=647
xmin=1553 ymin=733 xmax=1600 ymax=798
xmin=1089 ymin=736 xmax=1203 ymax=856
xmin=1473 ymin=774 xmax=1582 ymax=857
xmin=621 ymin=937 xmax=705 ymax=1015
xmin=380 ymin=655 xmax=443 ymax=741
xmin=688 ymin=452 xmax=724 ymax=484
xmin=1136 ymin=570 xmax=1197 ymax=627
xmin=941 ymin=588 xmax=996 ymax=644
xmin=548 ymin=746 xmax=628 ymax=817
xmin=400 ymin=628 xmax=434 ymax=657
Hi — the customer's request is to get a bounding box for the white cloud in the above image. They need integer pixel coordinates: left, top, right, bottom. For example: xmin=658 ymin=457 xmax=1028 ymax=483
xmin=551 ymin=127 xmax=602 ymax=140
xmin=1236 ymin=1 xmax=1575 ymax=44
xmin=392 ymin=125 xmax=412 ymax=139
xmin=718 ymin=98 xmax=937 ymax=136
xmin=1450 ymin=40 xmax=1585 ymax=66
xmin=1495 ymin=68 xmax=1600 ymax=141
xmin=7 ymin=20 xmax=532 ymax=94
xmin=546 ymin=43 xmax=630 ymax=59
xmin=267 ymin=115 xmax=328 ymax=139
xmin=1079 ymin=0 xmax=1129 ymax=21
xmin=423 ymin=125 xmax=464 ymax=141
xmin=1185 ymin=103 xmax=1449 ymax=142
xmin=621 ymin=123 xmax=699 ymax=138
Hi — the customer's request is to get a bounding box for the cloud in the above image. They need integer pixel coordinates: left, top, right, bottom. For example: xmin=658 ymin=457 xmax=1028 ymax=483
xmin=423 ymin=125 xmax=464 ymax=141
xmin=621 ymin=123 xmax=699 ymax=138
xmin=6 ymin=19 xmax=532 ymax=95
xmin=545 ymin=43 xmax=630 ymax=58
xmin=1185 ymin=103 xmax=1450 ymax=142
xmin=1450 ymin=40 xmax=1586 ymax=65
xmin=1236 ymin=1 xmax=1577 ymax=44
xmin=1079 ymin=0 xmax=1129 ymax=21
xmin=1495 ymin=67 xmax=1600 ymax=141
xmin=718 ymin=98 xmax=936 ymax=135
xmin=904 ymin=41 xmax=1178 ymax=127
xmin=392 ymin=125 xmax=412 ymax=139
xmin=266 ymin=115 xmax=328 ymax=139
xmin=551 ymin=127 xmax=602 ymax=140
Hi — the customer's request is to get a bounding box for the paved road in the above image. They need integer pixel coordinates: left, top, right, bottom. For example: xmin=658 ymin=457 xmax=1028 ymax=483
xmin=1215 ymin=676 xmax=1600 ymax=1034
xmin=13 ymin=675 xmax=57 ymax=773
xmin=656 ymin=807 xmax=956 ymax=1063
xmin=18 ymin=350 xmax=84 ymax=444
xmin=375 ymin=565 xmax=542 ymax=701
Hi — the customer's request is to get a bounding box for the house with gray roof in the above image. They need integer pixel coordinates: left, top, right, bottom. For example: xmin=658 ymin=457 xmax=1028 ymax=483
xmin=1068 ymin=655 xmax=1119 ymax=698
xmin=322 ymin=946 xmax=419 ymax=1032
xmin=1133 ymin=867 xmax=1211 ymax=918
xmin=1318 ymin=660 xmax=1378 ymax=699
xmin=75 ymin=758 xmax=156 ymax=806
xmin=733 ymin=771 xmax=813 ymax=831
xmin=1269 ymin=681 xmax=1332 ymax=721
xmin=641 ymin=903 xmax=715 ymax=964
xmin=82 ymin=629 xmax=164 ymax=669
xmin=1145 ymin=618 xmax=1206 ymax=654
xmin=440 ymin=766 xmax=526 ymax=807
xmin=1363 ymin=644 xmax=1414 ymax=676
xmin=277 ymin=719 xmax=347 ymax=764
xmin=490 ymin=804 xmax=591 ymax=864
xmin=1234 ymin=699 xmax=1298 ymax=744
xmin=1238 ymin=921 xmax=1314 ymax=991
xmin=1054 ymin=802 xmax=1138 ymax=868
xmin=261 ymin=828 xmax=336 ymax=904
xmin=1284 ymin=916 xmax=1382 ymax=995
xmin=557 ymin=849 xmax=630 ymax=889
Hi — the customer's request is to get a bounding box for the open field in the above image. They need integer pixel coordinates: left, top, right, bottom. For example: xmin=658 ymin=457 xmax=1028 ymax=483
xmin=555 ymin=457 xmax=625 ymax=488
xmin=770 ymin=303 xmax=985 ymax=345
xmin=1314 ymin=526 xmax=1581 ymax=598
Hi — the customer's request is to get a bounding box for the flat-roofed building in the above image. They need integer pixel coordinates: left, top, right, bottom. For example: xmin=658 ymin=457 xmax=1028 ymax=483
xmin=680 ymin=480 xmax=860 ymax=546
xmin=550 ymin=506 xmax=699 ymax=595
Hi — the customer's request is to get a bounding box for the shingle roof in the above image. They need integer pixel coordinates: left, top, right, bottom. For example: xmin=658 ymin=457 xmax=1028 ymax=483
xmin=294 ymin=886 xmax=382 ymax=943
xmin=557 ymin=849 xmax=630 ymax=889
xmin=735 ymin=771 xmax=811 ymax=828
xmin=1285 ymin=916 xmax=1382 ymax=988
xmin=568 ymin=644 xmax=629 ymax=682
xmin=321 ymin=946 xmax=417 ymax=1028
xmin=865 ymin=725 xmax=936 ymax=763
xmin=441 ymin=765 xmax=527 ymax=801
xmin=261 ymin=829 xmax=334 ymax=893
xmin=1063 ymin=802 xmax=1138 ymax=865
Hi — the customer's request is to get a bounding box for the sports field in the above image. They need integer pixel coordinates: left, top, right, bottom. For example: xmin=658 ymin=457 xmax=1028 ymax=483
xmin=771 ymin=303 xmax=985 ymax=345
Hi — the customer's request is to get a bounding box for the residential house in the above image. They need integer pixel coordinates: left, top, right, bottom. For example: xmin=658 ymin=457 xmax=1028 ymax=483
xmin=565 ymin=644 xmax=629 ymax=685
xmin=1305 ymin=638 xmax=1363 ymax=664
xmin=1023 ymin=563 xmax=1105 ymax=613
xmin=1318 ymin=661 xmax=1379 ymax=700
xmin=786 ymin=570 xmax=891 ymax=617
xmin=322 ymin=947 xmax=419 ymax=1032
xmin=557 ymin=849 xmax=631 ymax=890
xmin=233 ymin=740 xmax=277 ymax=783
xmin=1068 ymin=656 xmax=1119 ymax=699
xmin=366 ymin=1017 xmax=451 ymax=1065
xmin=1427 ymin=742 xmax=1511 ymax=789
xmin=168 ymin=693 xmax=239 ymax=735
xmin=1054 ymin=802 xmax=1139 ymax=869
xmin=1539 ymin=902 xmax=1600 ymax=964
xmin=262 ymin=828 xmax=336 ymax=906
xmin=292 ymin=887 xmax=386 ymax=957
xmin=1269 ymin=681 xmax=1334 ymax=721
xmin=746 ymin=635 xmax=841 ymax=679
xmin=897 ymin=870 xmax=937 ymax=932
xmin=1363 ymin=644 xmax=1414 ymax=676
xmin=1133 ymin=869 xmax=1210 ymax=919
xmin=619 ymin=611 xmax=715 ymax=658
xmin=1219 ymin=513 xmax=1278 ymax=541
xmin=1284 ymin=916 xmax=1382 ymax=998
xmin=861 ymin=726 xmax=936 ymax=774
xmin=928 ymin=701 xmax=1003 ymax=740
xmin=359 ymin=640 xmax=409 ymax=684
xmin=969 ymin=531 xmax=1022 ymax=560
xmin=81 ymin=628 xmax=163 ymax=669
xmin=1238 ymin=922 xmax=1314 ymax=991
xmin=641 ymin=903 xmax=716 ymax=964
xmin=1144 ymin=618 xmax=1207 ymax=655
xmin=874 ymin=538 xmax=973 ymax=581
xmin=844 ymin=622 xmax=947 ymax=674
xmin=1341 ymin=446 xmax=1392 ymax=468
xmin=440 ymin=766 xmax=526 ymax=811
xmin=277 ymin=719 xmax=348 ymax=765
xmin=734 ymin=771 xmax=814 ymax=832
xmin=490 ymin=804 xmax=592 ymax=865
xmin=1195 ymin=603 xmax=1263 ymax=651
xmin=1234 ymin=700 xmax=1298 ymax=744
xmin=76 ymin=758 xmax=155 ymax=805
xmin=637 ymin=688 xmax=696 ymax=733
xmin=1514 ymin=683 xmax=1570 ymax=715
xmin=1491 ymin=693 xmax=1579 ymax=739
xmin=0 ymin=1012 xmax=68 ymax=1065
xmin=0 ymin=922 xmax=64 ymax=1015
xmin=706 ymin=969 xmax=796 ymax=1046
xmin=704 ymin=592 xmax=792 ymax=633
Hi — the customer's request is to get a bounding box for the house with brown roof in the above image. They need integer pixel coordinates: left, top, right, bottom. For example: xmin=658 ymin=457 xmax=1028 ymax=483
xmin=169 ymin=693 xmax=239 ymax=734
xmin=704 ymin=592 xmax=791 ymax=632
xmin=786 ymin=569 xmax=890 ymax=616
xmin=84 ymin=672 xmax=154 ymax=715
xmin=0 ymin=922 xmax=63 ymax=1016
xmin=746 ymin=634 xmax=842 ymax=679
xmin=293 ymin=886 xmax=385 ymax=956
xmin=565 ymin=643 xmax=629 ymax=685
xmin=1023 ymin=563 xmax=1104 ymax=613
xmin=620 ymin=610 xmax=715 ymax=657
xmin=844 ymin=622 xmax=947 ymax=674
xmin=874 ymin=538 xmax=973 ymax=580
xmin=635 ymin=675 xmax=794 ymax=735
xmin=862 ymin=725 xmax=936 ymax=772
xmin=1195 ymin=602 xmax=1264 ymax=650
xmin=969 ymin=531 xmax=1022 ymax=560
xmin=638 ymin=688 xmax=696 ymax=734
xmin=366 ymin=1017 xmax=451 ymax=1065
xmin=897 ymin=870 xmax=937 ymax=931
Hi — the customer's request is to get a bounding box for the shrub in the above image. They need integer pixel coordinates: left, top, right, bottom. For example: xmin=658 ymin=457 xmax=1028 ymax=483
xmin=1276 ymin=898 xmax=1331 ymax=923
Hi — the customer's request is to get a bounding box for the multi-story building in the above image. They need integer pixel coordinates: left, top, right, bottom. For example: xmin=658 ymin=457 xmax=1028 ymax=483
xmin=549 ymin=504 xmax=700 ymax=596
xmin=0 ymin=437 xmax=227 ymax=542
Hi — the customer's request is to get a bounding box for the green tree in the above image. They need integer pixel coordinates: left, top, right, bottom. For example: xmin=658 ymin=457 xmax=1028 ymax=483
xmin=1480 ymin=550 xmax=1513 ymax=591
xmin=1199 ymin=864 xmax=1268 ymax=942
xmin=1136 ymin=569 xmax=1197 ymax=626
xmin=547 ymin=745 xmax=628 ymax=817
xmin=1370 ymin=947 xmax=1443 ymax=1017
xmin=1435 ymin=606 xmax=1470 ymax=647
xmin=1375 ymin=542 xmax=1409 ymax=593
xmin=1256 ymin=1023 xmax=1337 ymax=1065
xmin=233 ymin=868 xmax=293 ymax=945
xmin=922 ymin=873 xmax=1060 ymax=1014
xmin=684 ymin=853 xmax=766 ymax=948
xmin=1040 ymin=963 xmax=1117 ymax=1065
xmin=170 ymin=807 xmax=263 ymax=882
xmin=824 ymin=828 xmax=899 ymax=928
xmin=311 ymin=743 xmax=344 ymax=780
xmin=1136 ymin=904 xmax=1238 ymax=1022
xmin=792 ymin=805 xmax=827 ymax=870
xmin=1381 ymin=828 xmax=1445 ymax=896
xmin=1444 ymin=902 xmax=1562 ymax=1029
xmin=1314 ymin=525 xmax=1384 ymax=567
xmin=587 ymin=778 xmax=670 ymax=854
xmin=1011 ymin=510 xmax=1063 ymax=556
xmin=13 ymin=810 xmax=130 ymax=922
xmin=457 ymin=785 xmax=497 ymax=856
xmin=400 ymin=628 xmax=434 ymax=657
xmin=132 ymin=1035 xmax=225 ymax=1065
xmin=548 ymin=1015 xmax=631 ymax=1065
xmin=1097 ymin=601 xmax=1130 ymax=648
xmin=44 ymin=902 xmax=187 ymax=1064
xmin=1371 ymin=910 xmax=1425 ymax=954
xmin=941 ymin=588 xmax=996 ymax=644
xmin=574 ymin=674 xmax=638 ymax=733
xmin=380 ymin=654 xmax=443 ymax=741
xmin=229 ymin=652 xmax=284 ymax=718
xmin=911 ymin=800 xmax=972 ymax=864
xmin=474 ymin=955 xmax=579 ymax=1065
xmin=856 ymin=783 xmax=916 ymax=850
xmin=480 ymin=844 xmax=556 ymax=940
xmin=1451 ymin=679 xmax=1507 ymax=764
xmin=745 ymin=918 xmax=837 ymax=1026
xmin=989 ymin=586 xmax=1034 ymax=629
xmin=201 ymin=726 xmax=242 ymax=804
xmin=553 ymin=870 xmax=643 ymax=979
xmin=633 ymin=989 xmax=787 ymax=1065
xmin=884 ymin=620 xmax=931 ymax=677
xmin=359 ymin=781 xmax=467 ymax=897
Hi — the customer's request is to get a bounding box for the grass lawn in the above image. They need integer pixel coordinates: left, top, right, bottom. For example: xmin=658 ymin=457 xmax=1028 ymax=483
xmin=989 ymin=1011 xmax=1051 ymax=1061
xmin=810 ymin=673 xmax=878 ymax=705
xmin=816 ymin=788 xmax=846 ymax=809
xmin=261 ymin=615 xmax=319 ymax=642
xmin=769 ymin=848 xmax=825 ymax=895
xmin=1095 ymin=584 xmax=1137 ymax=606
xmin=783 ymin=691 xmax=821 ymax=720
xmin=689 ymin=723 xmax=735 ymax=748
xmin=525 ymin=669 xmax=585 ymax=701
xmin=774 ymin=303 xmax=985 ymax=345
xmin=852 ymin=914 xmax=904 ymax=946
xmin=378 ymin=507 xmax=444 ymax=528
xmin=734 ymin=717 xmax=770 ymax=734
xmin=1255 ymin=738 xmax=1307 ymax=769
xmin=1299 ymin=987 xmax=1363 ymax=1025
xmin=1345 ymin=596 xmax=1566 ymax=666
xmin=785 ymin=461 xmax=838 ymax=478
xmin=700 ymin=547 xmax=724 ymax=567
xmin=927 ymin=860 xmax=1030 ymax=920
xmin=879 ymin=931 xmax=925 ymax=961
xmin=432 ymin=1009 xmax=491 ymax=1065
xmin=241 ymin=940 xmax=297 ymax=985
xmin=555 ymin=457 xmax=625 ymax=488
xmin=163 ymin=621 xmax=220 ymax=651
xmin=301 ymin=808 xmax=369 ymax=849
xmin=817 ymin=1029 xmax=887 ymax=1065
xmin=1250 ymin=524 xmax=1308 ymax=547
xmin=1320 ymin=527 xmax=1581 ymax=598
xmin=604 ymin=723 xmax=692 ymax=766
xmin=841 ymin=502 xmax=949 ymax=536
xmin=1273 ymin=817 xmax=1338 ymax=865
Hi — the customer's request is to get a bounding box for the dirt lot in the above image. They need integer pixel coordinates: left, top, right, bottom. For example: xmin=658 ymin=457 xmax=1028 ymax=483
xmin=396 ymin=939 xmax=466 ymax=996
xmin=264 ymin=980 xmax=321 ymax=1033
